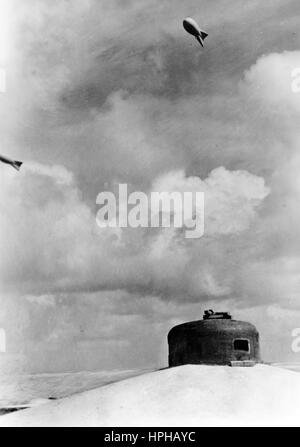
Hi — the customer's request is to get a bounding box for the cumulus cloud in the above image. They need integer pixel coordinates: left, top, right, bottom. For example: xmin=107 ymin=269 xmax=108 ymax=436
xmin=0 ymin=160 xmax=268 ymax=301
xmin=153 ymin=167 xmax=269 ymax=235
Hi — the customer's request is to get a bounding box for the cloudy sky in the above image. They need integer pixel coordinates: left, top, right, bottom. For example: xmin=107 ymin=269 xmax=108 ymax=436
xmin=0 ymin=0 xmax=300 ymax=373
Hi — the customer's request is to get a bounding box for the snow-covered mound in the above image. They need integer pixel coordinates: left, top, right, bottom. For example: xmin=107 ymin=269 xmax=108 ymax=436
xmin=0 ymin=369 xmax=150 ymax=408
xmin=1 ymin=364 xmax=300 ymax=427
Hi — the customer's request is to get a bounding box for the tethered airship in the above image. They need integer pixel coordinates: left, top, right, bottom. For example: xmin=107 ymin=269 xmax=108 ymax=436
xmin=183 ymin=17 xmax=208 ymax=48
xmin=0 ymin=154 xmax=23 ymax=171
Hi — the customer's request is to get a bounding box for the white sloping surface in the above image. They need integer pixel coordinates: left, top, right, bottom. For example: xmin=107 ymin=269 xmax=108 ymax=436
xmin=1 ymin=364 xmax=300 ymax=427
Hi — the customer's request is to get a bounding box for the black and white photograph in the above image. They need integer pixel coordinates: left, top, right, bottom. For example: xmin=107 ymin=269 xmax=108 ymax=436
xmin=0 ymin=0 xmax=300 ymax=430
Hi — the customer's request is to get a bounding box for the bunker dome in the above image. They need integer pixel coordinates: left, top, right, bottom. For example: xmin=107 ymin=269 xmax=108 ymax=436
xmin=168 ymin=310 xmax=260 ymax=367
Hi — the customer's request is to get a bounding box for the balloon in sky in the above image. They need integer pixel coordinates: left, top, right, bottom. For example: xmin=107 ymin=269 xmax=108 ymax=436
xmin=183 ymin=17 xmax=208 ymax=48
xmin=0 ymin=153 xmax=22 ymax=171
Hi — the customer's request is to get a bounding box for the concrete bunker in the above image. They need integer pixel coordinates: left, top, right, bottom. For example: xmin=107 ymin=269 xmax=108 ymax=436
xmin=168 ymin=310 xmax=260 ymax=367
